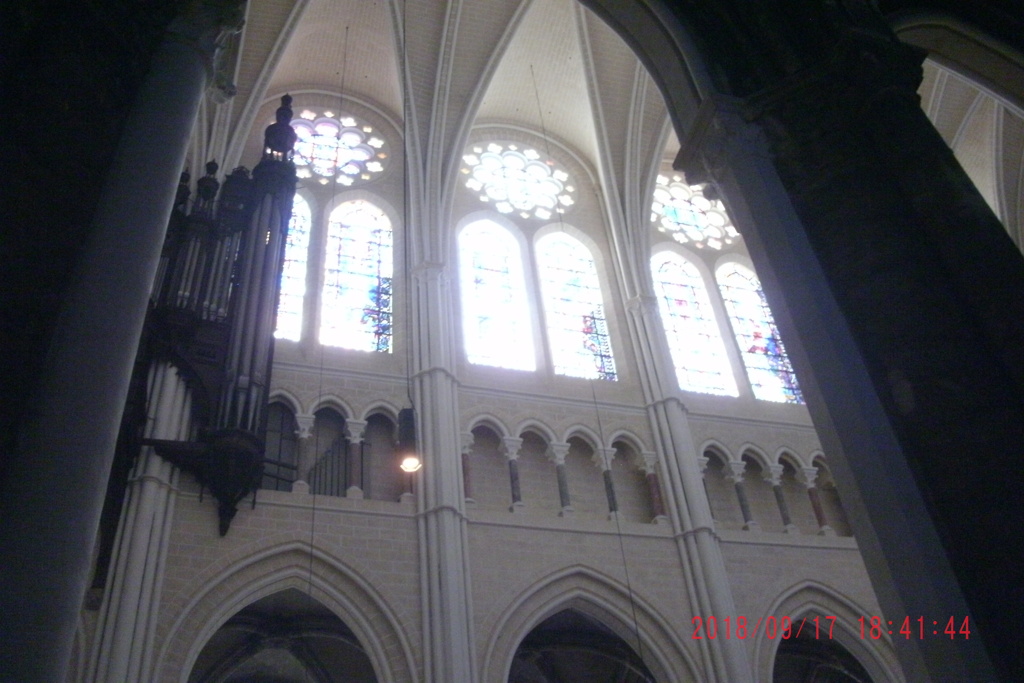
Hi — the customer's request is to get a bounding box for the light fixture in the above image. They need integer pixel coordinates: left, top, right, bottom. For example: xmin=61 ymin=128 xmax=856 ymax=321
xmin=400 ymin=455 xmax=422 ymax=472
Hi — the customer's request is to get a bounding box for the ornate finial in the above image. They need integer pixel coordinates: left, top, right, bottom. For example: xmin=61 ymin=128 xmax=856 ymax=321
xmin=174 ymin=170 xmax=192 ymax=212
xmin=263 ymin=94 xmax=297 ymax=161
xmin=191 ymin=160 xmax=221 ymax=218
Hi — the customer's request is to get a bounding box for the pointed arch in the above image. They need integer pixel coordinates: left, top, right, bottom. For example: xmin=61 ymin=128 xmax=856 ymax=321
xmin=513 ymin=419 xmax=558 ymax=445
xmin=458 ymin=218 xmax=536 ymax=370
xmin=157 ymin=543 xmax=415 ymax=683
xmin=651 ymin=250 xmax=738 ymax=396
xmin=466 ymin=413 xmax=511 ymax=438
xmin=535 ymin=231 xmax=617 ymax=380
xmin=753 ymin=581 xmax=905 ymax=683
xmin=480 ymin=565 xmax=698 ymax=683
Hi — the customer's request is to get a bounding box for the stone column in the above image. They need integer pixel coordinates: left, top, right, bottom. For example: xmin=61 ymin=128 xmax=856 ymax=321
xmin=766 ymin=464 xmax=797 ymax=534
xmin=344 ymin=419 xmax=367 ymax=499
xmin=594 ymin=447 xmax=619 ymax=520
xmin=725 ymin=461 xmax=759 ymax=532
xmin=799 ymin=467 xmax=834 ymax=537
xmin=641 ymin=451 xmax=669 ymax=524
xmin=547 ymin=442 xmax=573 ymax=516
xmin=626 ymin=292 xmax=752 ymax=682
xmin=673 ymin=13 xmax=1015 ymax=675
xmin=461 ymin=431 xmax=475 ymax=505
xmin=502 ymin=436 xmax=525 ymax=512
xmin=294 ymin=412 xmax=316 ymax=482
xmin=408 ymin=261 xmax=475 ymax=682
xmin=0 ymin=4 xmax=243 ymax=680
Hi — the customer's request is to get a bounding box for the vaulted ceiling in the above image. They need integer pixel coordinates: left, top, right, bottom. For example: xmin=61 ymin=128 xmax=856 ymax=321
xmin=213 ymin=0 xmax=1024 ymax=251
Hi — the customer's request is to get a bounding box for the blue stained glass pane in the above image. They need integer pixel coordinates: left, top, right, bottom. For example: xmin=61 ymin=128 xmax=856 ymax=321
xmin=716 ymin=263 xmax=803 ymax=404
xmin=652 ymin=252 xmax=738 ymax=396
xmin=275 ymin=194 xmax=311 ymax=341
xmin=459 ymin=221 xmax=535 ymax=370
xmin=320 ymin=200 xmax=393 ymax=352
xmin=536 ymin=233 xmax=616 ymax=380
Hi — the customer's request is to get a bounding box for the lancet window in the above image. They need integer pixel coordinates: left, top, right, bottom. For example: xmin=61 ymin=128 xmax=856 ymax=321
xmin=458 ymin=220 xmax=536 ymax=371
xmin=275 ymin=193 xmax=311 ymax=341
xmin=651 ymin=251 xmax=737 ymax=396
xmin=535 ymin=232 xmax=616 ymax=380
xmin=716 ymin=262 xmax=803 ymax=404
xmin=320 ymin=200 xmax=393 ymax=352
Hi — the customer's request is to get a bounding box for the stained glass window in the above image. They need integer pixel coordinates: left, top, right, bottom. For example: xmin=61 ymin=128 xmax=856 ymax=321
xmin=291 ymin=109 xmax=387 ymax=186
xmin=536 ymin=233 xmax=616 ymax=380
xmin=460 ymin=143 xmax=576 ymax=220
xmin=716 ymin=263 xmax=803 ymax=403
xmin=320 ymin=200 xmax=393 ymax=352
xmin=651 ymin=174 xmax=740 ymax=250
xmin=458 ymin=220 xmax=535 ymax=370
xmin=651 ymin=252 xmax=737 ymax=396
xmin=275 ymin=194 xmax=311 ymax=341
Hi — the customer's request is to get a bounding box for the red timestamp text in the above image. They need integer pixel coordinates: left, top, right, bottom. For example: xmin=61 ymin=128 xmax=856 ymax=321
xmin=858 ymin=616 xmax=971 ymax=640
xmin=690 ymin=615 xmax=972 ymax=641
xmin=691 ymin=615 xmax=839 ymax=641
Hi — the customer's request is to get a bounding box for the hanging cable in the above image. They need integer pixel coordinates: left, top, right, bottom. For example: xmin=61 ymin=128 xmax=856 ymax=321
xmin=591 ymin=380 xmax=647 ymax=674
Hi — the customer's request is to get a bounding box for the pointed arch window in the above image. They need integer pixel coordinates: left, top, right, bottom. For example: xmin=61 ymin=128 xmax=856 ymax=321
xmin=716 ymin=263 xmax=803 ymax=403
xmin=320 ymin=200 xmax=393 ymax=352
xmin=275 ymin=194 xmax=312 ymax=341
xmin=535 ymin=232 xmax=616 ymax=380
xmin=651 ymin=252 xmax=737 ymax=396
xmin=458 ymin=220 xmax=535 ymax=370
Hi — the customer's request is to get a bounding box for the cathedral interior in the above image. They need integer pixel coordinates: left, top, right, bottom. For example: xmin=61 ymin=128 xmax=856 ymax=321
xmin=2 ymin=1 xmax=1024 ymax=681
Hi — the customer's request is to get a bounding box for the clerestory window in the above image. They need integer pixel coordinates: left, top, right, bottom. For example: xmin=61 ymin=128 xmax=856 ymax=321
xmin=716 ymin=262 xmax=802 ymax=404
xmin=458 ymin=219 xmax=536 ymax=371
xmin=536 ymin=232 xmax=616 ymax=381
xmin=320 ymin=200 xmax=393 ymax=352
xmin=651 ymin=251 xmax=737 ymax=396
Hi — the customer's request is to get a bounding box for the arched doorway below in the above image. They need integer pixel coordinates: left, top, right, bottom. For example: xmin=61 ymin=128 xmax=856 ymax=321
xmin=773 ymin=629 xmax=873 ymax=683
xmin=508 ymin=608 xmax=656 ymax=682
xmin=187 ymin=588 xmax=377 ymax=682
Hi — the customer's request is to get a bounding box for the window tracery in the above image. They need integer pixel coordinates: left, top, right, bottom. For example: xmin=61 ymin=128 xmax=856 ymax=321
xmin=321 ymin=200 xmax=393 ymax=352
xmin=535 ymin=233 xmax=616 ymax=380
xmin=275 ymin=193 xmax=311 ymax=341
xmin=651 ymin=252 xmax=737 ymax=396
xmin=460 ymin=143 xmax=576 ymax=220
xmin=458 ymin=220 xmax=535 ymax=370
xmin=716 ymin=262 xmax=803 ymax=403
xmin=651 ymin=174 xmax=739 ymax=250
xmin=291 ymin=109 xmax=387 ymax=186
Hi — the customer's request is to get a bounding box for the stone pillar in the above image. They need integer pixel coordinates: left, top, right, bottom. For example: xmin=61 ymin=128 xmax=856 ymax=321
xmin=641 ymin=451 xmax=669 ymax=524
xmin=461 ymin=431 xmax=475 ymax=505
xmin=673 ymin=13 xmax=1016 ymax=675
xmin=294 ymin=412 xmax=316 ymax=481
xmin=799 ymin=467 xmax=834 ymax=537
xmin=344 ymin=419 xmax=367 ymax=498
xmin=594 ymin=447 xmax=619 ymax=519
xmin=501 ymin=436 xmax=525 ymax=512
xmin=408 ymin=261 xmax=475 ymax=682
xmin=0 ymin=4 xmax=243 ymax=679
xmin=89 ymin=363 xmax=190 ymax=682
xmin=725 ymin=461 xmax=759 ymax=532
xmin=547 ymin=442 xmax=573 ymax=516
xmin=624 ymin=292 xmax=752 ymax=682
xmin=766 ymin=464 xmax=797 ymax=534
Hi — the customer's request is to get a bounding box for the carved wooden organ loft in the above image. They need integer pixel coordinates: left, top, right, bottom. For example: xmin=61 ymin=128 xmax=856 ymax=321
xmin=102 ymin=95 xmax=299 ymax=551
